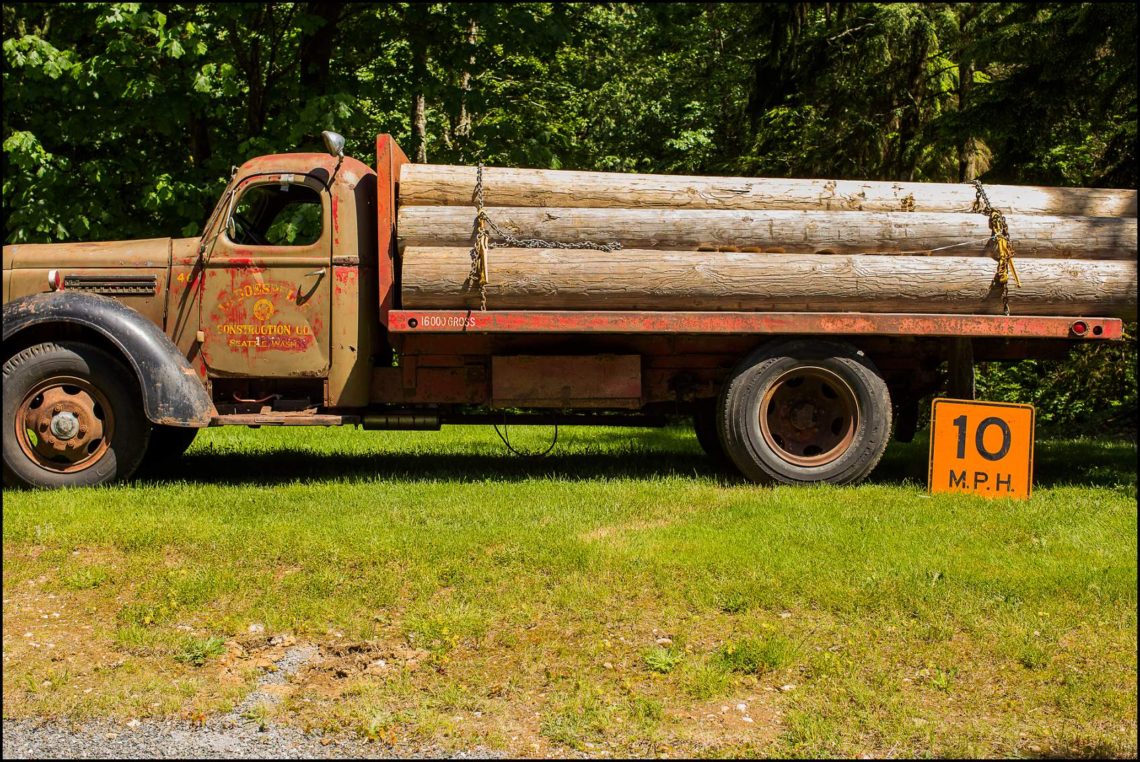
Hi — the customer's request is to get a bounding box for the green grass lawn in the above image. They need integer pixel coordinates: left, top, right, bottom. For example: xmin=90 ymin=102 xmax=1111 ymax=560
xmin=3 ymin=425 xmax=1136 ymax=758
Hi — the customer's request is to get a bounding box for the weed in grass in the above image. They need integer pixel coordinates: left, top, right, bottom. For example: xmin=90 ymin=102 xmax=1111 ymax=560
xmin=1017 ymin=642 xmax=1050 ymax=670
xmin=716 ymin=590 xmax=751 ymax=615
xmin=174 ymin=636 xmax=226 ymax=667
xmin=628 ymin=695 xmax=664 ymax=725
xmin=241 ymin=702 xmax=271 ymax=732
xmin=116 ymin=602 xmax=169 ymax=628
xmin=716 ymin=636 xmax=793 ymax=675
xmin=922 ymin=666 xmax=957 ymax=693
xmin=41 ymin=668 xmax=71 ymax=690
xmin=405 ymin=608 xmax=488 ymax=656
xmin=113 ymin=625 xmax=164 ymax=655
xmin=682 ymin=661 xmax=732 ymax=699
xmin=642 ymin=646 xmax=684 ymax=674
xmin=61 ymin=565 xmax=110 ymax=590
xmin=541 ymin=683 xmax=611 ymax=750
xmin=359 ymin=713 xmax=399 ymax=744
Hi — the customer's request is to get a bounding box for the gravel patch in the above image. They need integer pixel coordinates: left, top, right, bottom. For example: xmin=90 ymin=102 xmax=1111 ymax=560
xmin=2 ymin=644 xmax=506 ymax=759
xmin=229 ymin=643 xmax=318 ymax=720
xmin=0 ymin=718 xmax=506 ymax=759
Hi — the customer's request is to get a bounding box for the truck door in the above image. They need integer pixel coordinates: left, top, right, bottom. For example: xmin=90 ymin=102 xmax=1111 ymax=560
xmin=200 ymin=173 xmax=332 ymax=378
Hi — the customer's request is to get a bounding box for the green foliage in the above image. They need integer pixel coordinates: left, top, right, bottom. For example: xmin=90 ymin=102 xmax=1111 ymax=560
xmin=715 ymin=636 xmax=793 ymax=675
xmin=976 ymin=324 xmax=1138 ymax=436
xmin=641 ymin=645 xmax=684 ymax=674
xmin=174 ymin=635 xmax=226 ymax=667
xmin=5 ymin=3 xmax=1134 ymax=243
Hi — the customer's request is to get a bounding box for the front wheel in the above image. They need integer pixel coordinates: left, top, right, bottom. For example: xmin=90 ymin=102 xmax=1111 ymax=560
xmin=3 ymin=342 xmax=150 ymax=488
xmin=718 ymin=340 xmax=891 ymax=486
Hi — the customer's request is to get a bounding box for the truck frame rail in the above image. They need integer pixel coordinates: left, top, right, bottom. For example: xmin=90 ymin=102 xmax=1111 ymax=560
xmin=388 ymin=310 xmax=1122 ymax=340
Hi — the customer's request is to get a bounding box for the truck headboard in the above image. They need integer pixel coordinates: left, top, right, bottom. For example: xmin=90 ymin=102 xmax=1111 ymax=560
xmin=376 ymin=134 xmax=409 ymax=328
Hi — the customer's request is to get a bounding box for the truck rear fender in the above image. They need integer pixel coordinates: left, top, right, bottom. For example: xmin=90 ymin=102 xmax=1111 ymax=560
xmin=2 ymin=292 xmax=214 ymax=426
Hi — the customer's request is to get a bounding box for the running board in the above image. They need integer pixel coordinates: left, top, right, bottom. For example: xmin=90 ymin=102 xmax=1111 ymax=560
xmin=210 ymin=413 xmax=355 ymax=427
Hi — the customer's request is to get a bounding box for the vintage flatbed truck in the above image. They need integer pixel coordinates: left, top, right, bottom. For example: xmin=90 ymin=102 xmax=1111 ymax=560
xmin=1 ymin=132 xmax=1128 ymax=489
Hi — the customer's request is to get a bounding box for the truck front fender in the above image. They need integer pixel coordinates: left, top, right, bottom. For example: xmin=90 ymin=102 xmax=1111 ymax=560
xmin=3 ymin=292 xmax=214 ymax=426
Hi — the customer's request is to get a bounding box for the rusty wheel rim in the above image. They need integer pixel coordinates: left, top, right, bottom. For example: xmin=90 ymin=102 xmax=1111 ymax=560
xmin=759 ymin=366 xmax=859 ymax=468
xmin=15 ymin=375 xmax=114 ymax=474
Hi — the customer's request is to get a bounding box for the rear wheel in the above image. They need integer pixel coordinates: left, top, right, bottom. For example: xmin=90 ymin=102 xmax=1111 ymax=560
xmin=718 ymin=340 xmax=891 ymax=485
xmin=693 ymin=398 xmax=729 ymax=463
xmin=3 ymin=342 xmax=150 ymax=488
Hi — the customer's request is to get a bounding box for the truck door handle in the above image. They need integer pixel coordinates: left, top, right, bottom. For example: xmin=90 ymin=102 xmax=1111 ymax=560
xmin=296 ymin=268 xmax=326 ymax=303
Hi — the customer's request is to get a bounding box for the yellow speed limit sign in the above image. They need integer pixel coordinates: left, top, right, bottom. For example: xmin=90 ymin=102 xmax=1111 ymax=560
xmin=928 ymin=399 xmax=1035 ymax=499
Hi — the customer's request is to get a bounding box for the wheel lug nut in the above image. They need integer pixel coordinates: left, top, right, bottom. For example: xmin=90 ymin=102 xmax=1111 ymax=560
xmin=79 ymin=426 xmax=88 ymax=436
xmin=53 ymin=405 xmax=63 ymax=414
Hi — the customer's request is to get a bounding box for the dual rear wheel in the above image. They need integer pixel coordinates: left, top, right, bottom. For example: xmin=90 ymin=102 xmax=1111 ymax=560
xmin=694 ymin=340 xmax=892 ymax=485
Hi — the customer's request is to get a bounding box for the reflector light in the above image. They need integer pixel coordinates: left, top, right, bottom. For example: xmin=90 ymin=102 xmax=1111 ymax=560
xmin=1071 ymin=320 xmax=1088 ymax=335
xmin=47 ymin=270 xmax=61 ymax=291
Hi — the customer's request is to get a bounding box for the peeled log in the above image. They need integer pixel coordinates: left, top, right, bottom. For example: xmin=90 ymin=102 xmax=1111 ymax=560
xmin=400 ymin=164 xmax=1138 ymax=217
xmin=398 ymin=206 xmax=1137 ymax=260
xmin=400 ymin=247 xmax=1137 ymax=319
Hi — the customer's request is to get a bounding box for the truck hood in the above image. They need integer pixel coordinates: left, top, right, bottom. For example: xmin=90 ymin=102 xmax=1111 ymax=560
xmin=3 ymin=237 xmax=173 ymax=271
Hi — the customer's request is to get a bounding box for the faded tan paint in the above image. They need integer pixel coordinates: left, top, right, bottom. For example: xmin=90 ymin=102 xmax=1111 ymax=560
xmin=167 ymin=237 xmax=208 ymax=384
xmin=326 ymin=158 xmax=380 ymax=407
xmin=4 ymin=237 xmax=171 ymax=327
xmin=4 ymin=237 xmax=171 ymax=270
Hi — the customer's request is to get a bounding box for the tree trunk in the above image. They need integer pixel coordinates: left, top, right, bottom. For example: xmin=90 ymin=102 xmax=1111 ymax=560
xmin=398 ymin=164 xmax=1138 ymax=217
xmin=397 ymin=206 xmax=1137 ymax=259
xmin=400 ymin=247 xmax=1137 ymax=318
xmin=409 ymin=15 xmax=430 ymax=163
xmin=299 ymin=2 xmax=342 ymax=93
xmin=957 ymin=59 xmax=977 ymax=183
xmin=453 ymin=15 xmax=478 ymax=162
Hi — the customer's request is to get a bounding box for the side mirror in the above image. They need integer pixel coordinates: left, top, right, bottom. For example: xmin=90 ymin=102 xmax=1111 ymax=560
xmin=321 ymin=130 xmax=345 ymax=158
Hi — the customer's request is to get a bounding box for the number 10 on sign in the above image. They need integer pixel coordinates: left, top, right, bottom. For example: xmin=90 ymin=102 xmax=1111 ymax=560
xmin=928 ymin=399 xmax=1035 ymax=499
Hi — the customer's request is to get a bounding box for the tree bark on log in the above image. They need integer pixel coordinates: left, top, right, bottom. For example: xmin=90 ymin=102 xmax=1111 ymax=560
xmin=399 ymin=164 xmax=1137 ymax=217
xmin=400 ymin=247 xmax=1137 ymax=319
xmin=398 ymin=206 xmax=1137 ymax=259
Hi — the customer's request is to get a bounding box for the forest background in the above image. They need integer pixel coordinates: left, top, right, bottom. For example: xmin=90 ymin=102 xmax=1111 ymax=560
xmin=2 ymin=2 xmax=1135 ymax=434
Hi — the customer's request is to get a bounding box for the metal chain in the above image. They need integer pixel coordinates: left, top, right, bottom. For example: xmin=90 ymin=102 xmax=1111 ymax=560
xmin=972 ymin=179 xmax=1021 ymax=315
xmin=467 ymin=163 xmax=622 ymax=311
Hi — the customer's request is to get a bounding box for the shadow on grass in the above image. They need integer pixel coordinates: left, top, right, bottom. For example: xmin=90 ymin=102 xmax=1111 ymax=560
xmin=134 ymin=431 xmax=1137 ymax=489
xmin=137 ymin=447 xmax=733 ymax=486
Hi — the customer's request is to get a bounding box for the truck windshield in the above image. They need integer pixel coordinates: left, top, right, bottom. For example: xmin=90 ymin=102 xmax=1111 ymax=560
xmin=228 ymin=183 xmax=323 ymax=246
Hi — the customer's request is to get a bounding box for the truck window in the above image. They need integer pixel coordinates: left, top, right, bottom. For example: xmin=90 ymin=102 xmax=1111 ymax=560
xmin=227 ymin=182 xmax=323 ymax=246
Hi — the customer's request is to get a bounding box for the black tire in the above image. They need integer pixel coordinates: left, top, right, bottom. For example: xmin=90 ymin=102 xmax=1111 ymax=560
xmin=717 ymin=340 xmax=891 ymax=486
xmin=138 ymin=425 xmax=199 ymax=472
xmin=3 ymin=341 xmax=150 ymax=489
xmin=693 ymin=398 xmax=729 ymax=463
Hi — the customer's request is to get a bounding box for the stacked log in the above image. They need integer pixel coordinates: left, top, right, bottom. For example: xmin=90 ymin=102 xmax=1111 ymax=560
xmin=397 ymin=164 xmax=1138 ymax=319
